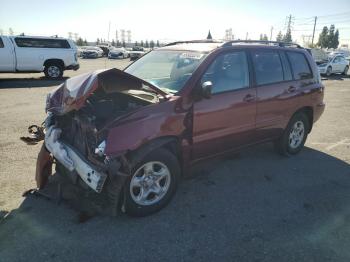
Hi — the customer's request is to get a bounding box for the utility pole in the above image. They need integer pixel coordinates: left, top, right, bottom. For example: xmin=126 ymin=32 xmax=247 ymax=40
xmin=107 ymin=21 xmax=111 ymax=44
xmin=311 ymin=16 xmax=317 ymax=45
xmin=270 ymin=26 xmax=274 ymax=41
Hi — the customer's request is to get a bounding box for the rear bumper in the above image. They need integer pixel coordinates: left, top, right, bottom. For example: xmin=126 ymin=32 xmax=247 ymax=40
xmin=44 ymin=126 xmax=107 ymax=193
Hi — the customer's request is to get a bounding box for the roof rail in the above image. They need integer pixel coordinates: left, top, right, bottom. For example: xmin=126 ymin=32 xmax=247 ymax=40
xmin=165 ymin=39 xmax=223 ymax=46
xmin=222 ymin=40 xmax=302 ymax=49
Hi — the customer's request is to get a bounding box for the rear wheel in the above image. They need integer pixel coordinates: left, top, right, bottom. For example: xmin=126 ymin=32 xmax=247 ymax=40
xmin=326 ymin=66 xmax=332 ymax=77
xmin=342 ymin=66 xmax=349 ymax=76
xmin=275 ymin=113 xmax=310 ymax=156
xmin=44 ymin=63 xmax=63 ymax=79
xmin=124 ymin=148 xmax=180 ymax=217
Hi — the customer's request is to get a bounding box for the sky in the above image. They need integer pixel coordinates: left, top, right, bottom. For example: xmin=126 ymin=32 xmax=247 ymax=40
xmin=1 ymin=0 xmax=350 ymax=46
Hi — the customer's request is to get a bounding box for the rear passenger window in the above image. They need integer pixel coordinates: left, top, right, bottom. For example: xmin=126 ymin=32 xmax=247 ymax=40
xmin=0 ymin=38 xmax=4 ymax=48
xmin=280 ymin=52 xmax=293 ymax=81
xmin=252 ymin=50 xmax=284 ymax=85
xmin=287 ymin=52 xmax=313 ymax=80
xmin=201 ymin=51 xmax=249 ymax=94
xmin=14 ymin=38 xmax=70 ymax=49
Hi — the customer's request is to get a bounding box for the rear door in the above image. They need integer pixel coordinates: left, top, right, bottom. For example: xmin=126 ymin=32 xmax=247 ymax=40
xmin=331 ymin=56 xmax=342 ymax=72
xmin=0 ymin=37 xmax=15 ymax=71
xmin=192 ymin=50 xmax=257 ymax=160
xmin=252 ymin=49 xmax=299 ymax=140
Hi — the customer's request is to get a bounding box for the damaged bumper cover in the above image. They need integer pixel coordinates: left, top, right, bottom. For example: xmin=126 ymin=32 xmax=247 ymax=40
xmin=45 ymin=125 xmax=107 ymax=193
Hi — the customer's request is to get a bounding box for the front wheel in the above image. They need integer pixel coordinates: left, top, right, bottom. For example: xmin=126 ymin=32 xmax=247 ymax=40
xmin=124 ymin=148 xmax=180 ymax=217
xmin=275 ymin=113 xmax=310 ymax=156
xmin=44 ymin=64 xmax=63 ymax=79
xmin=342 ymin=66 xmax=349 ymax=76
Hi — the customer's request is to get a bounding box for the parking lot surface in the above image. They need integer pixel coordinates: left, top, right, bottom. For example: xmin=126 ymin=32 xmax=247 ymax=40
xmin=0 ymin=58 xmax=350 ymax=262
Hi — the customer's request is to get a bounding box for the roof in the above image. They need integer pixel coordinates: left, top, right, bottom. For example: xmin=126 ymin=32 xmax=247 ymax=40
xmin=159 ymin=40 xmax=304 ymax=53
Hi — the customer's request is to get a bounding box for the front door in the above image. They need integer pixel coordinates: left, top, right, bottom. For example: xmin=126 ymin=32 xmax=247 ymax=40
xmin=192 ymin=50 xmax=257 ymax=160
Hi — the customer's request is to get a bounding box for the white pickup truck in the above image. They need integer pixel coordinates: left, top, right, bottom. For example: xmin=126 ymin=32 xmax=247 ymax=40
xmin=0 ymin=35 xmax=79 ymax=79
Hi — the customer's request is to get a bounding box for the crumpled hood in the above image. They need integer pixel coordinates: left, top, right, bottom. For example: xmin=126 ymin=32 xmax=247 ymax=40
xmin=46 ymin=68 xmax=167 ymax=115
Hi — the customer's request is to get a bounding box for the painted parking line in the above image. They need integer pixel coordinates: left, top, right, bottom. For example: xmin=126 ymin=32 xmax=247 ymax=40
xmin=311 ymin=138 xmax=350 ymax=151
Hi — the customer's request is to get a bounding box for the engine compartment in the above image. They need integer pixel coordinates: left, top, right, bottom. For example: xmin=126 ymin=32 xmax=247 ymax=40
xmin=55 ymin=89 xmax=157 ymax=160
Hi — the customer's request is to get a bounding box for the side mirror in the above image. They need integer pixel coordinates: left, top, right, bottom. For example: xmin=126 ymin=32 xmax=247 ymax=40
xmin=201 ymin=81 xmax=212 ymax=99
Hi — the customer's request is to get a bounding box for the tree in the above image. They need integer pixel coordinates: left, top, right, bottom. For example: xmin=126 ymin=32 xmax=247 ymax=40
xmin=111 ymin=39 xmax=115 ymax=47
xmin=83 ymin=39 xmax=88 ymax=45
xmin=276 ymin=31 xmax=283 ymax=42
xmin=122 ymin=41 xmax=126 ymax=47
xmin=96 ymin=38 xmax=100 ymax=45
xmin=145 ymin=40 xmax=149 ymax=48
xmin=260 ymin=34 xmax=268 ymax=41
xmin=317 ymin=26 xmax=329 ymax=48
xmin=328 ymin=24 xmax=335 ymax=47
xmin=150 ymin=40 xmax=155 ymax=49
xmin=135 ymin=41 xmax=138 ymax=47
xmin=116 ymin=40 xmax=121 ymax=47
xmin=332 ymin=29 xmax=339 ymax=49
xmin=76 ymin=37 xmax=84 ymax=46
xmin=156 ymin=40 xmax=160 ymax=47
xmin=140 ymin=40 xmax=144 ymax=47
xmin=283 ymin=28 xmax=292 ymax=42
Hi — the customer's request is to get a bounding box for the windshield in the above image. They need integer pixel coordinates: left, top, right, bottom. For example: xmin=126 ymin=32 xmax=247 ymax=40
xmin=125 ymin=50 xmax=207 ymax=94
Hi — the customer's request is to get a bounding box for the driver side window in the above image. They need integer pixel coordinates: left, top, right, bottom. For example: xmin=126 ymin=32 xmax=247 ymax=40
xmin=201 ymin=51 xmax=249 ymax=94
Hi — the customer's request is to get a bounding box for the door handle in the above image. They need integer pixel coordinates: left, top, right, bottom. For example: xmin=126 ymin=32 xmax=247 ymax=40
xmin=287 ymin=86 xmax=297 ymax=93
xmin=243 ymin=94 xmax=255 ymax=102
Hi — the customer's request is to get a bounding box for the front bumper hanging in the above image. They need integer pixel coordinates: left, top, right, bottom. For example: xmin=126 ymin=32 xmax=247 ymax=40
xmin=44 ymin=126 xmax=107 ymax=193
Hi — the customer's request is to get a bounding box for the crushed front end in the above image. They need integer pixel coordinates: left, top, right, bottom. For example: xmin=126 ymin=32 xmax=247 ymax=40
xmin=28 ymin=68 xmax=166 ymax=215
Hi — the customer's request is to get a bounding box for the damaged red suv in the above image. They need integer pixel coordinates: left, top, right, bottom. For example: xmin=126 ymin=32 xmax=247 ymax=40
xmin=34 ymin=40 xmax=325 ymax=216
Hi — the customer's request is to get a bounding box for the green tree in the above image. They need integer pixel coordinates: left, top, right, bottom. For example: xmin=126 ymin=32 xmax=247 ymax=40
xmin=156 ymin=40 xmax=160 ymax=47
xmin=140 ymin=40 xmax=144 ymax=47
xmin=317 ymin=26 xmax=329 ymax=48
xmin=83 ymin=39 xmax=88 ymax=45
xmin=332 ymin=29 xmax=339 ymax=49
xmin=116 ymin=40 xmax=121 ymax=47
xmin=276 ymin=31 xmax=283 ymax=42
xmin=111 ymin=39 xmax=115 ymax=46
xmin=122 ymin=41 xmax=126 ymax=47
xmin=145 ymin=40 xmax=149 ymax=48
xmin=96 ymin=38 xmax=100 ymax=45
xmin=283 ymin=28 xmax=292 ymax=42
xmin=76 ymin=37 xmax=84 ymax=46
xmin=328 ymin=24 xmax=335 ymax=48
xmin=135 ymin=41 xmax=138 ymax=47
xmin=150 ymin=40 xmax=155 ymax=49
xmin=259 ymin=34 xmax=263 ymax=40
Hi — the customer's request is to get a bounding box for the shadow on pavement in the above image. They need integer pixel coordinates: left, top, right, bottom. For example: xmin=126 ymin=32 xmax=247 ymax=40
xmin=1 ymin=144 xmax=350 ymax=261
xmin=322 ymin=74 xmax=349 ymax=81
xmin=0 ymin=77 xmax=68 ymax=89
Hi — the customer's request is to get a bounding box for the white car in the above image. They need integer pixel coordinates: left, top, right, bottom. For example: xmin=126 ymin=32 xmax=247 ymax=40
xmin=108 ymin=47 xmax=129 ymax=59
xmin=81 ymin=47 xmax=104 ymax=58
xmin=0 ymin=35 xmax=79 ymax=79
xmin=318 ymin=55 xmax=349 ymax=76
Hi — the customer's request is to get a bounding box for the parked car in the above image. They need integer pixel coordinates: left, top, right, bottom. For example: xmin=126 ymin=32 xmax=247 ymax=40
xmin=97 ymin=45 xmax=111 ymax=57
xmin=129 ymin=46 xmax=146 ymax=61
xmin=318 ymin=55 xmax=349 ymax=76
xmin=81 ymin=46 xmax=104 ymax=58
xmin=0 ymin=35 xmax=79 ymax=79
xmin=32 ymin=40 xmax=325 ymax=217
xmin=77 ymin=46 xmax=89 ymax=57
xmin=108 ymin=47 xmax=129 ymax=59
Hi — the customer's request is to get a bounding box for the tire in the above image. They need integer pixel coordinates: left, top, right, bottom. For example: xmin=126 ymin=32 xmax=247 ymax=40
xmin=275 ymin=113 xmax=310 ymax=156
xmin=44 ymin=63 xmax=63 ymax=79
xmin=342 ymin=66 xmax=349 ymax=76
xmin=124 ymin=148 xmax=180 ymax=217
xmin=326 ymin=66 xmax=332 ymax=77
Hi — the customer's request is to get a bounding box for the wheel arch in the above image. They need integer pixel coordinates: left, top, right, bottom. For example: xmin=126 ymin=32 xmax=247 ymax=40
xmin=126 ymin=136 xmax=182 ymax=173
xmin=44 ymin=58 xmax=65 ymax=69
xmin=293 ymin=106 xmax=313 ymax=133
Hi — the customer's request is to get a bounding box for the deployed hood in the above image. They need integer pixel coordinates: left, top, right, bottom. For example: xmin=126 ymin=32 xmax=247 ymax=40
xmin=46 ymin=68 xmax=168 ymax=115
